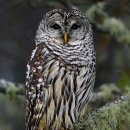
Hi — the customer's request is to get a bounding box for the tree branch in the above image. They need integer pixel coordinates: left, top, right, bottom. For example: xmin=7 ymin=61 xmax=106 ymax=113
xmin=90 ymin=84 xmax=122 ymax=103
xmin=75 ymin=91 xmax=130 ymax=130
xmin=0 ymin=79 xmax=25 ymax=95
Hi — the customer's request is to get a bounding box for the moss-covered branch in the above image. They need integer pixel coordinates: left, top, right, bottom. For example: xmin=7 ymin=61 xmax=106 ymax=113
xmin=86 ymin=2 xmax=130 ymax=45
xmin=75 ymin=90 xmax=130 ymax=130
xmin=90 ymin=84 xmax=122 ymax=103
xmin=0 ymin=79 xmax=25 ymax=96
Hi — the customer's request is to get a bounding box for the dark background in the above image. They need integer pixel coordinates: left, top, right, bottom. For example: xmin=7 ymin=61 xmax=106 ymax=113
xmin=0 ymin=0 xmax=130 ymax=129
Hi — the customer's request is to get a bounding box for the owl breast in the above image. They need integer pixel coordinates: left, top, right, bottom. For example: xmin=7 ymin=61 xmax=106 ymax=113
xmin=26 ymin=43 xmax=95 ymax=130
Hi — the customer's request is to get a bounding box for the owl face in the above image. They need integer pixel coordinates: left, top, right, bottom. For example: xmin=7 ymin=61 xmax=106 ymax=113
xmin=36 ymin=9 xmax=91 ymax=46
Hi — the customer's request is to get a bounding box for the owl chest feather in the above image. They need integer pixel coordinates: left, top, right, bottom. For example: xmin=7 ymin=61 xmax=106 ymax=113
xmin=38 ymin=55 xmax=91 ymax=128
xmin=26 ymin=44 xmax=95 ymax=130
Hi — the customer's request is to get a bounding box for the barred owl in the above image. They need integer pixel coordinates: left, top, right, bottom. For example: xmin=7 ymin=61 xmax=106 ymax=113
xmin=26 ymin=9 xmax=96 ymax=130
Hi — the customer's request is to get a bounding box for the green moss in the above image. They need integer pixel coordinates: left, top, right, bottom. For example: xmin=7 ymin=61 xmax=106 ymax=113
xmin=118 ymin=71 xmax=130 ymax=91
xmin=99 ymin=84 xmax=121 ymax=102
xmin=6 ymin=85 xmax=19 ymax=100
xmin=75 ymin=91 xmax=130 ymax=130
xmin=86 ymin=2 xmax=107 ymax=19
xmin=103 ymin=18 xmax=130 ymax=44
xmin=86 ymin=2 xmax=130 ymax=45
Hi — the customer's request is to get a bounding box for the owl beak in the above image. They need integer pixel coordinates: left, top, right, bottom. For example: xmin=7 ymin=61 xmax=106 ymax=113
xmin=63 ymin=32 xmax=68 ymax=43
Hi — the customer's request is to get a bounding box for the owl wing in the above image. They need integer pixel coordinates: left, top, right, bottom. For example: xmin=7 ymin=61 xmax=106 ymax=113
xmin=77 ymin=69 xmax=95 ymax=116
xmin=76 ymin=52 xmax=96 ymax=116
xmin=26 ymin=43 xmax=50 ymax=130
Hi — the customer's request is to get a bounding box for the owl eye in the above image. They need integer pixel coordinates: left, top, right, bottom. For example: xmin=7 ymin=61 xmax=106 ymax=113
xmin=71 ymin=24 xmax=80 ymax=30
xmin=51 ymin=24 xmax=61 ymax=30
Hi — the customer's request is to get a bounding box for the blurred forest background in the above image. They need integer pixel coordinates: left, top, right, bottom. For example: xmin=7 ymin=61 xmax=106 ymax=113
xmin=0 ymin=0 xmax=130 ymax=130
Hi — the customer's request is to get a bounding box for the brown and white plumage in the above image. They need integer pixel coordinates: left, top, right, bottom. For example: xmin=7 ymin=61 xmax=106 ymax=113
xmin=26 ymin=9 xmax=96 ymax=130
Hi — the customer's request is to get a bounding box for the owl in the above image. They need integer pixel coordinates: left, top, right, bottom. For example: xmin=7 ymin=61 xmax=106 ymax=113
xmin=26 ymin=9 xmax=96 ymax=130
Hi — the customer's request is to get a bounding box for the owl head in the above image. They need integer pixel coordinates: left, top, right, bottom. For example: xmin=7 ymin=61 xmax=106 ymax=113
xmin=35 ymin=9 xmax=93 ymax=46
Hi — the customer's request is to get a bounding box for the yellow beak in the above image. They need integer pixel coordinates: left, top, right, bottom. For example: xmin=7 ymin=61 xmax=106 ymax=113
xmin=63 ymin=32 xmax=68 ymax=43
